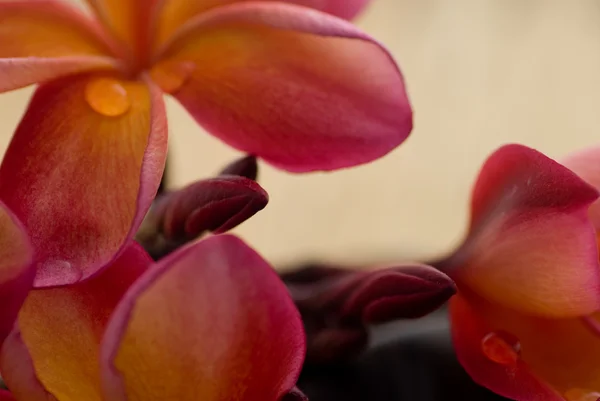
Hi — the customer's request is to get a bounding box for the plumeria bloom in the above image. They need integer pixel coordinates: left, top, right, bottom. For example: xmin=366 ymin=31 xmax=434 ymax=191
xmin=439 ymin=144 xmax=600 ymax=401
xmin=0 ymin=234 xmax=305 ymax=401
xmin=0 ymin=0 xmax=412 ymax=288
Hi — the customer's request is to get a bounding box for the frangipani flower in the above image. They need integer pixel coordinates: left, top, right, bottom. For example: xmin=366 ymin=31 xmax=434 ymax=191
xmin=440 ymin=144 xmax=600 ymax=401
xmin=0 ymin=0 xmax=412 ymax=288
xmin=0 ymin=234 xmax=305 ymax=401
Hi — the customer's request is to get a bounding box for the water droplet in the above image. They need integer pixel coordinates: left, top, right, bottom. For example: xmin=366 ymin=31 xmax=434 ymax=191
xmin=34 ymin=259 xmax=82 ymax=286
xmin=150 ymin=61 xmax=195 ymax=94
xmin=564 ymin=388 xmax=600 ymax=401
xmin=481 ymin=330 xmax=521 ymax=365
xmin=85 ymin=77 xmax=131 ymax=117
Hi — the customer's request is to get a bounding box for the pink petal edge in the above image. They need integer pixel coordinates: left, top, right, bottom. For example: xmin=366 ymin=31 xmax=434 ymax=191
xmin=100 ymin=234 xmax=305 ymax=401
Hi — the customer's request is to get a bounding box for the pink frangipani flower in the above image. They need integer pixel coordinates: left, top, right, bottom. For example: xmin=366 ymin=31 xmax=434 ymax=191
xmin=0 ymin=0 xmax=412 ymax=287
xmin=440 ymin=144 xmax=600 ymax=401
xmin=0 ymin=234 xmax=305 ymax=401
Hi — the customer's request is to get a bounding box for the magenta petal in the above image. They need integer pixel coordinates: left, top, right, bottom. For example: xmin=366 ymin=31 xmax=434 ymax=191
xmin=100 ymin=234 xmax=305 ymax=401
xmin=443 ymin=144 xmax=600 ymax=317
xmin=0 ymin=76 xmax=167 ymax=287
xmin=154 ymin=2 xmax=412 ymax=172
xmin=0 ymin=330 xmax=57 ymax=401
xmin=301 ymin=0 xmax=371 ymax=20
xmin=0 ymin=391 xmax=15 ymax=401
xmin=0 ymin=202 xmax=33 ymax=346
xmin=561 ymin=146 xmax=600 ymax=230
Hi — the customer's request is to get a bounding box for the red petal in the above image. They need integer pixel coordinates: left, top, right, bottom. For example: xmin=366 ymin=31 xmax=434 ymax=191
xmin=0 ymin=74 xmax=167 ymax=287
xmin=155 ymin=0 xmax=371 ymax=48
xmin=442 ymin=144 xmax=600 ymax=317
xmin=0 ymin=0 xmax=120 ymax=92
xmin=0 ymin=202 xmax=33 ymax=346
xmin=0 ymin=244 xmax=151 ymax=401
xmin=449 ymin=293 xmax=564 ymax=401
xmin=152 ymin=2 xmax=411 ymax=172
xmin=101 ymin=235 xmax=305 ymax=401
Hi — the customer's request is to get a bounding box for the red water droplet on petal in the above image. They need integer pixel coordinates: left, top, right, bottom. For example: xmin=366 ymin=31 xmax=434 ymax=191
xmin=481 ymin=330 xmax=521 ymax=366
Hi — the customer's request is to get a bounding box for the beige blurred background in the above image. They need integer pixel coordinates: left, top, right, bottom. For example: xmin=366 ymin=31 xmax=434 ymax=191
xmin=1 ymin=0 xmax=600 ymax=267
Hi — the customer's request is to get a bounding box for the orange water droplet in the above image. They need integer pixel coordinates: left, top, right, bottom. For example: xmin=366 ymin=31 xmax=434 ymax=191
xmin=150 ymin=61 xmax=195 ymax=94
xmin=481 ymin=331 xmax=521 ymax=365
xmin=85 ymin=77 xmax=131 ymax=117
xmin=564 ymin=388 xmax=600 ymax=401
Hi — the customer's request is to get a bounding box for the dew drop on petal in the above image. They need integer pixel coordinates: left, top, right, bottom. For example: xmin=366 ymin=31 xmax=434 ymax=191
xmin=85 ymin=77 xmax=131 ymax=117
xmin=34 ymin=259 xmax=82 ymax=286
xmin=150 ymin=61 xmax=195 ymax=94
xmin=564 ymin=388 xmax=600 ymax=401
xmin=481 ymin=330 xmax=521 ymax=365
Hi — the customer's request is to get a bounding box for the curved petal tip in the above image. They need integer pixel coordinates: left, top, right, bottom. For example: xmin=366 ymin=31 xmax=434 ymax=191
xmin=101 ymin=234 xmax=305 ymax=401
xmin=445 ymin=144 xmax=600 ymax=317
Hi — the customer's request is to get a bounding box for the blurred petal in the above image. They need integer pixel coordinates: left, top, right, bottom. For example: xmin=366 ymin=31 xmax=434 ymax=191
xmin=0 ymin=391 xmax=15 ymax=401
xmin=0 ymin=74 xmax=167 ymax=287
xmin=155 ymin=0 xmax=371 ymax=47
xmin=1 ymin=244 xmax=151 ymax=401
xmin=136 ymin=176 xmax=268 ymax=259
xmin=0 ymin=202 xmax=33 ymax=345
xmin=442 ymin=144 xmax=600 ymax=317
xmin=1 ymin=330 xmax=59 ymax=401
xmin=152 ymin=3 xmax=411 ymax=172
xmin=0 ymin=0 xmax=120 ymax=92
xmin=84 ymin=0 xmax=162 ymax=65
xmin=450 ymin=292 xmax=600 ymax=400
xmin=101 ymin=235 xmax=305 ymax=401
xmin=219 ymin=154 xmax=258 ymax=180
xmin=561 ymin=146 xmax=600 ymax=230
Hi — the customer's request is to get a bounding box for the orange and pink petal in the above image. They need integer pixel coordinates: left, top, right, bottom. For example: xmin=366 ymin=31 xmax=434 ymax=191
xmin=0 ymin=74 xmax=167 ymax=287
xmin=441 ymin=144 xmax=600 ymax=317
xmin=154 ymin=0 xmax=371 ymax=48
xmin=561 ymin=146 xmax=600 ymax=230
xmin=0 ymin=202 xmax=33 ymax=345
xmin=0 ymin=391 xmax=15 ymax=401
xmin=0 ymin=243 xmax=151 ymax=401
xmin=449 ymin=294 xmax=564 ymax=401
xmin=84 ymin=0 xmax=162 ymax=66
xmin=450 ymin=292 xmax=600 ymax=400
xmin=0 ymin=0 xmax=120 ymax=92
xmin=151 ymin=2 xmax=412 ymax=172
xmin=101 ymin=235 xmax=305 ymax=401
